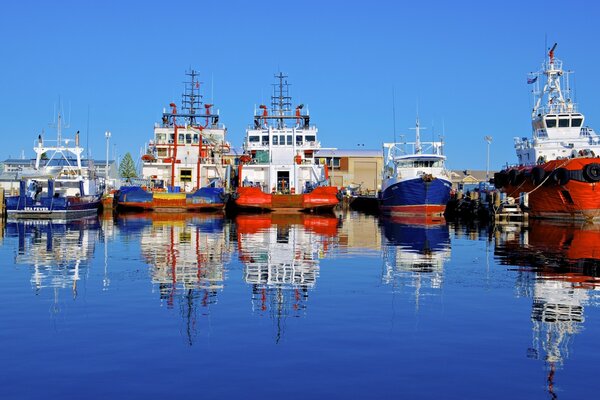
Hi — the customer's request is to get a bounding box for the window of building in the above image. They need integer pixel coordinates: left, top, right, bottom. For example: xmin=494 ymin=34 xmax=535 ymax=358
xmin=180 ymin=169 xmax=192 ymax=182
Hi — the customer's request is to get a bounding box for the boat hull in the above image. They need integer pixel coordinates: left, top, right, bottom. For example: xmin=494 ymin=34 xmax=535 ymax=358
xmin=497 ymin=158 xmax=600 ymax=221
xmin=116 ymin=186 xmax=226 ymax=211
xmin=234 ymin=186 xmax=340 ymax=212
xmin=5 ymin=195 xmax=101 ymax=219
xmin=379 ymin=177 xmax=451 ymax=216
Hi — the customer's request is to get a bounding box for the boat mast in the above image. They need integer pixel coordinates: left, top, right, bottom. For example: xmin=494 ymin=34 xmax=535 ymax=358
xmin=272 ymin=72 xmax=292 ymax=129
xmin=181 ymin=70 xmax=203 ymax=126
xmin=531 ymin=43 xmax=575 ymax=118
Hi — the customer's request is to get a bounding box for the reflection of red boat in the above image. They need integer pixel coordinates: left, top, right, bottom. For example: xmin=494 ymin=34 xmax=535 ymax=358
xmin=495 ymin=221 xmax=600 ymax=284
xmin=235 ymin=213 xmax=338 ymax=236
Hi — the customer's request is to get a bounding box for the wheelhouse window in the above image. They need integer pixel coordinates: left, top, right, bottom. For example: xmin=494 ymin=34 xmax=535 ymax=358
xmin=193 ymin=134 xmax=199 ymax=144
xmin=186 ymin=133 xmax=192 ymax=144
xmin=296 ymin=135 xmax=303 ymax=144
xmin=559 ymin=119 xmax=570 ymax=128
xmin=157 ymin=148 xmax=167 ymax=157
xmin=572 ymin=118 xmax=583 ymax=127
xmin=279 ymin=135 xmax=285 ymax=145
xmin=262 ymin=135 xmax=269 ymax=145
xmin=273 ymin=135 xmax=279 ymax=145
xmin=178 ymin=133 xmax=185 ymax=142
xmin=305 ymin=135 xmax=316 ymax=142
xmin=249 ymin=135 xmax=260 ymax=143
xmin=180 ymin=169 xmax=192 ymax=182
xmin=545 ymin=118 xmax=557 ymax=128
xmin=286 ymin=135 xmax=293 ymax=145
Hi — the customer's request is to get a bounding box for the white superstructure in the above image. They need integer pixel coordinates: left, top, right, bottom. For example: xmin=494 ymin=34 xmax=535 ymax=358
xmin=141 ymin=70 xmax=230 ymax=192
xmin=515 ymin=43 xmax=600 ymax=165
xmin=239 ymin=73 xmax=329 ymax=194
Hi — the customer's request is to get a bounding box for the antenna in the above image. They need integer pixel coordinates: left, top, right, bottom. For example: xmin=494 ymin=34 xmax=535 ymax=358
xmin=86 ymin=105 xmax=90 ymax=160
xmin=392 ymin=87 xmax=397 ymax=143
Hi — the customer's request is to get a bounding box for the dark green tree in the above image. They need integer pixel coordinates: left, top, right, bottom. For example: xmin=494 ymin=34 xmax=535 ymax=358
xmin=119 ymin=152 xmax=138 ymax=180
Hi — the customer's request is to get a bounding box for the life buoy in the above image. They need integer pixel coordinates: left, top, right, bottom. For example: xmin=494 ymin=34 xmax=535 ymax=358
xmin=552 ymin=168 xmax=570 ymax=186
xmin=531 ymin=166 xmax=546 ymax=186
xmin=583 ymin=163 xmax=600 ymax=182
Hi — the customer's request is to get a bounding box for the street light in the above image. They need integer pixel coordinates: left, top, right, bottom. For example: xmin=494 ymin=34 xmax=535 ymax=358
xmin=105 ymin=131 xmax=111 ymax=182
xmin=484 ymin=135 xmax=492 ymax=183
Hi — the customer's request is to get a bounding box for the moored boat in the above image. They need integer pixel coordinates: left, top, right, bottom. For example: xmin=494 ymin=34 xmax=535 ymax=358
xmin=379 ymin=119 xmax=452 ymax=217
xmin=5 ymin=115 xmax=103 ymax=219
xmin=494 ymin=44 xmax=600 ymax=221
xmin=233 ymin=72 xmax=341 ymax=212
xmin=116 ymin=70 xmax=229 ymax=212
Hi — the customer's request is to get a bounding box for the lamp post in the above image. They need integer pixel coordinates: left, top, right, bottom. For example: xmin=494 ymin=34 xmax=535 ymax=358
xmin=105 ymin=131 xmax=111 ymax=182
xmin=484 ymin=135 xmax=492 ymax=183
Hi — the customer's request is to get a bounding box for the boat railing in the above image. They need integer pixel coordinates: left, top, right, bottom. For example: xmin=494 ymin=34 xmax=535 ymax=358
xmin=383 ymin=141 xmax=444 ymax=161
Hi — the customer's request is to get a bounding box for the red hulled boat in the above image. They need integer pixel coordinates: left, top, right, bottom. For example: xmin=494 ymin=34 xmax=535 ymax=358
xmin=494 ymin=44 xmax=600 ymax=221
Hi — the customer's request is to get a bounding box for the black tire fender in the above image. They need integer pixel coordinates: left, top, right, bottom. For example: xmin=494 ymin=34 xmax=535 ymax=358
xmin=583 ymin=163 xmax=600 ymax=182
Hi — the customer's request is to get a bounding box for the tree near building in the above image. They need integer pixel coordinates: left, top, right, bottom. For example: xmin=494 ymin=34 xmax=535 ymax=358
xmin=119 ymin=152 xmax=138 ymax=180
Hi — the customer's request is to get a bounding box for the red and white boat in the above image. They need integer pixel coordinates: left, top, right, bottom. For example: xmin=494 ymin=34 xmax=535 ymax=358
xmin=495 ymin=44 xmax=600 ymax=221
xmin=233 ymin=73 xmax=341 ymax=212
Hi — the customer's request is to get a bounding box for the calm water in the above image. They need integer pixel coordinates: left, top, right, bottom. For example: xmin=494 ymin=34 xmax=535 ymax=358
xmin=1 ymin=211 xmax=599 ymax=399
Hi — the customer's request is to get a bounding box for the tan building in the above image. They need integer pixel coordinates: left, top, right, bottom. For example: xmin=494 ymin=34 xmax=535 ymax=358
xmin=450 ymin=170 xmax=490 ymax=189
xmin=314 ymin=149 xmax=383 ymax=194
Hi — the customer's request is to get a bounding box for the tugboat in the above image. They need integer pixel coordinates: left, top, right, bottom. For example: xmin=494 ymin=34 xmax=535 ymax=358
xmin=379 ymin=118 xmax=452 ymax=217
xmin=233 ymin=72 xmax=340 ymax=212
xmin=494 ymin=43 xmax=600 ymax=221
xmin=5 ymin=113 xmax=103 ymax=219
xmin=116 ymin=70 xmax=229 ymax=212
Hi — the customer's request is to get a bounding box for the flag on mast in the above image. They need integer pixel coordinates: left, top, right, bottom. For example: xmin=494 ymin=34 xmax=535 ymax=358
xmin=527 ymin=76 xmax=538 ymax=84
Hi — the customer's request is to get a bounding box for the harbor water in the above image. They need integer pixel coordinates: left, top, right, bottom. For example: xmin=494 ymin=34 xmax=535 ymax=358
xmin=1 ymin=211 xmax=599 ymax=399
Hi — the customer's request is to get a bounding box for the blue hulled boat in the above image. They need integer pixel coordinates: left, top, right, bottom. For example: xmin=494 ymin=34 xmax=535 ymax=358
xmin=379 ymin=119 xmax=452 ymax=216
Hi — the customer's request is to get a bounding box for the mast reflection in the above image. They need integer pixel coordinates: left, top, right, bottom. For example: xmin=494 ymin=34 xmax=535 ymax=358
xmin=117 ymin=212 xmax=231 ymax=345
xmin=495 ymin=221 xmax=600 ymax=397
xmin=235 ymin=213 xmax=339 ymax=342
xmin=381 ymin=216 xmax=451 ymax=305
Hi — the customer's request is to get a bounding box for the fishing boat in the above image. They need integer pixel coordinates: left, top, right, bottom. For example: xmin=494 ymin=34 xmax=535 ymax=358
xmin=379 ymin=119 xmax=452 ymax=216
xmin=5 ymin=114 xmax=103 ymax=219
xmin=494 ymin=44 xmax=600 ymax=221
xmin=232 ymin=72 xmax=341 ymax=212
xmin=116 ymin=70 xmax=229 ymax=212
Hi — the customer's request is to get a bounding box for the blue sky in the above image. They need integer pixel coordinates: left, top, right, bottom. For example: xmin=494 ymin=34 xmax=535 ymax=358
xmin=1 ymin=0 xmax=598 ymax=170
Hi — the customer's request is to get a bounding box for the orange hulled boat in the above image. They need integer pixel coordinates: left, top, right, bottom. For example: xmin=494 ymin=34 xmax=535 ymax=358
xmin=494 ymin=44 xmax=600 ymax=221
xmin=232 ymin=73 xmax=341 ymax=213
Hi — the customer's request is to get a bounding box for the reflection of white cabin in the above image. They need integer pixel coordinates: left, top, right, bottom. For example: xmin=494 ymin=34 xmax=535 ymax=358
xmin=240 ymin=225 xmax=321 ymax=288
xmin=139 ymin=219 xmax=231 ymax=292
xmin=11 ymin=221 xmax=98 ymax=291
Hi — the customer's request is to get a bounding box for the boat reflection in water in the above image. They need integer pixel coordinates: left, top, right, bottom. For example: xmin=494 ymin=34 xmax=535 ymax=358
xmin=381 ymin=216 xmax=451 ymax=304
xmin=236 ymin=213 xmax=339 ymax=341
xmin=3 ymin=217 xmax=101 ymax=299
xmin=495 ymin=221 xmax=600 ymax=397
xmin=116 ymin=212 xmax=231 ymax=345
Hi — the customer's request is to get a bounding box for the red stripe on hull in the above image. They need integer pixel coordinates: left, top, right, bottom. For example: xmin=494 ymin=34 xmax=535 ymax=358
xmin=380 ymin=204 xmax=446 ymax=215
xmin=118 ymin=201 xmax=224 ymax=211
